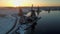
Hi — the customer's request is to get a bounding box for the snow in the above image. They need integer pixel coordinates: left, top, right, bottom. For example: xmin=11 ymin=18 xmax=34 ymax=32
xmin=0 ymin=15 xmax=16 ymax=34
xmin=17 ymin=24 xmax=28 ymax=34
xmin=0 ymin=7 xmax=19 ymax=15
xmin=0 ymin=7 xmax=29 ymax=34
xmin=0 ymin=7 xmax=38 ymax=34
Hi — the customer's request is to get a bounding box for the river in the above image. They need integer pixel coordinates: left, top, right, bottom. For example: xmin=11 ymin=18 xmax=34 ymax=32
xmin=34 ymin=11 xmax=60 ymax=34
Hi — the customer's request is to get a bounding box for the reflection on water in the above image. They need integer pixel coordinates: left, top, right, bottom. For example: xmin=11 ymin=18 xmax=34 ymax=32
xmin=34 ymin=11 xmax=60 ymax=34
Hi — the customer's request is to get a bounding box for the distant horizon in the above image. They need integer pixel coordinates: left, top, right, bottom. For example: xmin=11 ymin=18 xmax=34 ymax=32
xmin=0 ymin=5 xmax=60 ymax=7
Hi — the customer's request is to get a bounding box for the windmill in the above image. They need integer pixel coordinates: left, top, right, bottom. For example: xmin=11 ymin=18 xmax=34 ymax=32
xmin=36 ymin=6 xmax=41 ymax=15
xmin=30 ymin=4 xmax=36 ymax=18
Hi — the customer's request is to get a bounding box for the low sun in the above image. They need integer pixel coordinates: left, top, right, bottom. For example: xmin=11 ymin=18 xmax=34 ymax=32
xmin=12 ymin=0 xmax=24 ymax=7
xmin=9 ymin=0 xmax=32 ymax=7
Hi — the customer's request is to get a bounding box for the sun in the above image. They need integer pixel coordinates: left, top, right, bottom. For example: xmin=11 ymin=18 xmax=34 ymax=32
xmin=12 ymin=0 xmax=24 ymax=7
xmin=13 ymin=1 xmax=20 ymax=7
xmin=8 ymin=0 xmax=32 ymax=7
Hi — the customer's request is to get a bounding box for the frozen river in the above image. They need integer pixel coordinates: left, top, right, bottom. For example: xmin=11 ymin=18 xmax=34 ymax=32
xmin=34 ymin=11 xmax=60 ymax=34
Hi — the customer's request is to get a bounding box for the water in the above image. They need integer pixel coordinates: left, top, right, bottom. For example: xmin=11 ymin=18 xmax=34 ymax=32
xmin=34 ymin=11 xmax=60 ymax=34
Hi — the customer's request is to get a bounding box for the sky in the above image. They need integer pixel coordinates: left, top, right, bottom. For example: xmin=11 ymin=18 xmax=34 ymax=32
xmin=0 ymin=0 xmax=60 ymax=7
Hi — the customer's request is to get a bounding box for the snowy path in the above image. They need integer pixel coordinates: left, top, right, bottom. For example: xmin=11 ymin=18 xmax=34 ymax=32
xmin=7 ymin=16 xmax=20 ymax=34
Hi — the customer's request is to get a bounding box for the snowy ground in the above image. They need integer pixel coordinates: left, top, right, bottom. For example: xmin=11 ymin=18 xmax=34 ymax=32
xmin=0 ymin=7 xmax=37 ymax=34
xmin=0 ymin=8 xmax=19 ymax=34
xmin=0 ymin=15 xmax=16 ymax=34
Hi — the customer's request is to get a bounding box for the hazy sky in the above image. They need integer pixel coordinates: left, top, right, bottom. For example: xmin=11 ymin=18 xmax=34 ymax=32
xmin=0 ymin=0 xmax=60 ymax=7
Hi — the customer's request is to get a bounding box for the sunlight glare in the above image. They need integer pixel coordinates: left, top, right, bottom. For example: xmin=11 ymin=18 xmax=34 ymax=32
xmin=12 ymin=0 xmax=24 ymax=7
